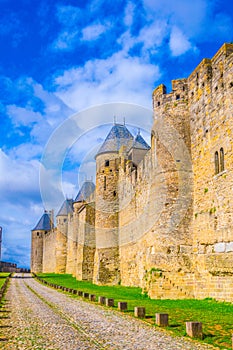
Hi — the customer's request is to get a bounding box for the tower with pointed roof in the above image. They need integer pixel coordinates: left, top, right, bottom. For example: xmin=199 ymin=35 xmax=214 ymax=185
xmin=31 ymin=211 xmax=52 ymax=273
xmin=73 ymin=180 xmax=96 ymax=280
xmin=55 ymin=199 xmax=73 ymax=273
xmin=93 ymin=123 xmax=134 ymax=284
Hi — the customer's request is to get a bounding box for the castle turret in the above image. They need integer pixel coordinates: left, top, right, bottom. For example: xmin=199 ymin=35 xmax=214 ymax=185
xmin=31 ymin=211 xmax=51 ymax=273
xmin=93 ymin=123 xmax=133 ymax=284
xmin=73 ymin=180 xmax=95 ymax=280
xmin=55 ymin=199 xmax=73 ymax=273
xmin=128 ymin=130 xmax=150 ymax=166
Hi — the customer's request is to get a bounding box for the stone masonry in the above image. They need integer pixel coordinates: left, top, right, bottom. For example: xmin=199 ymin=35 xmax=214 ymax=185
xmin=31 ymin=43 xmax=233 ymax=301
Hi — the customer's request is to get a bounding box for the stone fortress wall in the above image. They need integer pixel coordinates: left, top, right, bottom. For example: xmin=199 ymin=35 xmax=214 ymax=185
xmin=31 ymin=43 xmax=233 ymax=301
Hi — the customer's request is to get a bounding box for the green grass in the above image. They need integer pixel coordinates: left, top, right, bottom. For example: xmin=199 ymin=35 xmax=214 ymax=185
xmin=38 ymin=273 xmax=233 ymax=349
xmin=0 ymin=272 xmax=10 ymax=289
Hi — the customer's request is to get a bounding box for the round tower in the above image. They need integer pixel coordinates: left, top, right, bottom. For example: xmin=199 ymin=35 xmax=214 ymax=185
xmin=93 ymin=123 xmax=133 ymax=285
xmin=56 ymin=199 xmax=73 ymax=273
xmin=31 ymin=211 xmax=51 ymax=273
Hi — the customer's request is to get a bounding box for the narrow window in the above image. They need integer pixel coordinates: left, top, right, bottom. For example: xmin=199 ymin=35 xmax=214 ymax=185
xmin=113 ymin=190 xmax=116 ymax=197
xmin=37 ymin=232 xmax=40 ymax=237
xmin=104 ymin=176 xmax=106 ymax=190
xmin=105 ymin=160 xmax=109 ymax=167
xmin=220 ymin=148 xmax=224 ymax=172
xmin=176 ymin=94 xmax=180 ymax=100
xmin=215 ymin=151 xmax=219 ymax=175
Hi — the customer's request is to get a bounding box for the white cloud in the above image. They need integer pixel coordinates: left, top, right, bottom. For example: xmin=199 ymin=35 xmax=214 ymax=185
xmin=7 ymin=105 xmax=42 ymax=127
xmin=124 ymin=2 xmax=135 ymax=27
xmin=52 ymin=30 xmax=79 ymax=51
xmin=138 ymin=21 xmax=168 ymax=52
xmin=169 ymin=26 xmax=192 ymax=56
xmin=54 ymin=52 xmax=160 ymax=111
xmin=0 ymin=149 xmax=40 ymax=202
xmin=82 ymin=23 xmax=108 ymax=41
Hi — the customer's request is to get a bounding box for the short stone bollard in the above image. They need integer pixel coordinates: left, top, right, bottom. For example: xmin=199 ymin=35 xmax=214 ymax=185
xmin=186 ymin=322 xmax=203 ymax=339
xmin=155 ymin=313 xmax=169 ymax=327
xmin=98 ymin=296 xmax=106 ymax=304
xmin=72 ymin=289 xmax=77 ymax=294
xmin=134 ymin=307 xmax=145 ymax=318
xmin=106 ymin=298 xmax=114 ymax=307
xmin=118 ymin=302 xmax=127 ymax=311
xmin=83 ymin=292 xmax=89 ymax=298
xmin=89 ymin=294 xmax=96 ymax=301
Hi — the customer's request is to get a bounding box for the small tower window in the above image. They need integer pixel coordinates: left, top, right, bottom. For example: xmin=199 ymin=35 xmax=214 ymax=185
xmin=215 ymin=151 xmax=219 ymax=175
xmin=37 ymin=232 xmax=40 ymax=237
xmin=176 ymin=94 xmax=180 ymax=100
xmin=220 ymin=148 xmax=224 ymax=172
xmin=113 ymin=190 xmax=116 ymax=197
xmin=104 ymin=176 xmax=106 ymax=190
xmin=105 ymin=160 xmax=109 ymax=167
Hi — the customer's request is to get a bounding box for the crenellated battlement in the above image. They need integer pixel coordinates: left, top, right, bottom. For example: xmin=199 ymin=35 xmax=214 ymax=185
xmin=31 ymin=43 xmax=233 ymax=302
xmin=152 ymin=78 xmax=188 ymax=112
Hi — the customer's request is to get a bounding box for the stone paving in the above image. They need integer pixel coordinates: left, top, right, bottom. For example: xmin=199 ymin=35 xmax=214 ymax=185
xmin=0 ymin=274 xmax=217 ymax=349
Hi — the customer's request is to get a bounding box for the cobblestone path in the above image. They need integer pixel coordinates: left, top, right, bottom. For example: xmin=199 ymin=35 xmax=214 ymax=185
xmin=0 ymin=274 xmax=216 ymax=350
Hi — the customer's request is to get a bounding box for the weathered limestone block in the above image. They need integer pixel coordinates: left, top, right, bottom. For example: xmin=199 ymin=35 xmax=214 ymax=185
xmin=186 ymin=322 xmax=203 ymax=339
xmin=155 ymin=313 xmax=169 ymax=326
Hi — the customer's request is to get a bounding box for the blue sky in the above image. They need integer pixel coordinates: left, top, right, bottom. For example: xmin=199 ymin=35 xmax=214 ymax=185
xmin=0 ymin=0 xmax=232 ymax=268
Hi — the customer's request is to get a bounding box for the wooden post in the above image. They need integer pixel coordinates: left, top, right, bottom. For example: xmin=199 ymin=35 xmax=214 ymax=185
xmin=186 ymin=322 xmax=203 ymax=339
xmin=155 ymin=313 xmax=169 ymax=326
xmin=78 ymin=291 xmax=83 ymax=296
xmin=98 ymin=296 xmax=106 ymax=304
xmin=106 ymin=298 xmax=114 ymax=307
xmin=118 ymin=302 xmax=127 ymax=311
xmin=89 ymin=294 xmax=96 ymax=301
xmin=83 ymin=292 xmax=89 ymax=298
xmin=134 ymin=307 xmax=145 ymax=318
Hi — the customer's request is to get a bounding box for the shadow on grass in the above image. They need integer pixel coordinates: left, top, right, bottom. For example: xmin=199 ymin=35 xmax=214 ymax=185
xmin=202 ymin=333 xmax=215 ymax=339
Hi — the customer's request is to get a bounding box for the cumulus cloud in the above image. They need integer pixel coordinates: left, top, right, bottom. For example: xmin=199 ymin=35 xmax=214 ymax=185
xmin=169 ymin=26 xmax=192 ymax=56
xmin=53 ymin=52 xmax=160 ymax=110
xmin=0 ymin=149 xmax=40 ymax=204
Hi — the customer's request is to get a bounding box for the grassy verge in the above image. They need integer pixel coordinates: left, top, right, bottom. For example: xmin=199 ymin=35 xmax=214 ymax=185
xmin=38 ymin=273 xmax=233 ymax=349
xmin=0 ymin=273 xmax=11 ymax=289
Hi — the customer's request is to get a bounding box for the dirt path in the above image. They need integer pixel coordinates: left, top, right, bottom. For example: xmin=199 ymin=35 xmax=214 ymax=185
xmin=0 ymin=274 xmax=216 ymax=349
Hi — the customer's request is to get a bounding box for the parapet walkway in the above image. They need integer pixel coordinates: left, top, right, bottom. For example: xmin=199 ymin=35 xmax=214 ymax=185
xmin=0 ymin=274 xmax=215 ymax=349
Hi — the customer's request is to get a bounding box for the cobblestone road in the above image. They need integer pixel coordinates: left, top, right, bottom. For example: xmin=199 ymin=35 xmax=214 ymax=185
xmin=0 ymin=275 xmax=217 ymax=349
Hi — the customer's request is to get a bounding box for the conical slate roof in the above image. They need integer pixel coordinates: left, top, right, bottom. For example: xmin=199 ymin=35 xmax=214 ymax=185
xmin=32 ymin=211 xmax=51 ymax=231
xmin=96 ymin=124 xmax=134 ymax=157
xmin=56 ymin=199 xmax=73 ymax=216
xmin=132 ymin=133 xmax=150 ymax=150
xmin=75 ymin=181 xmax=95 ymax=202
